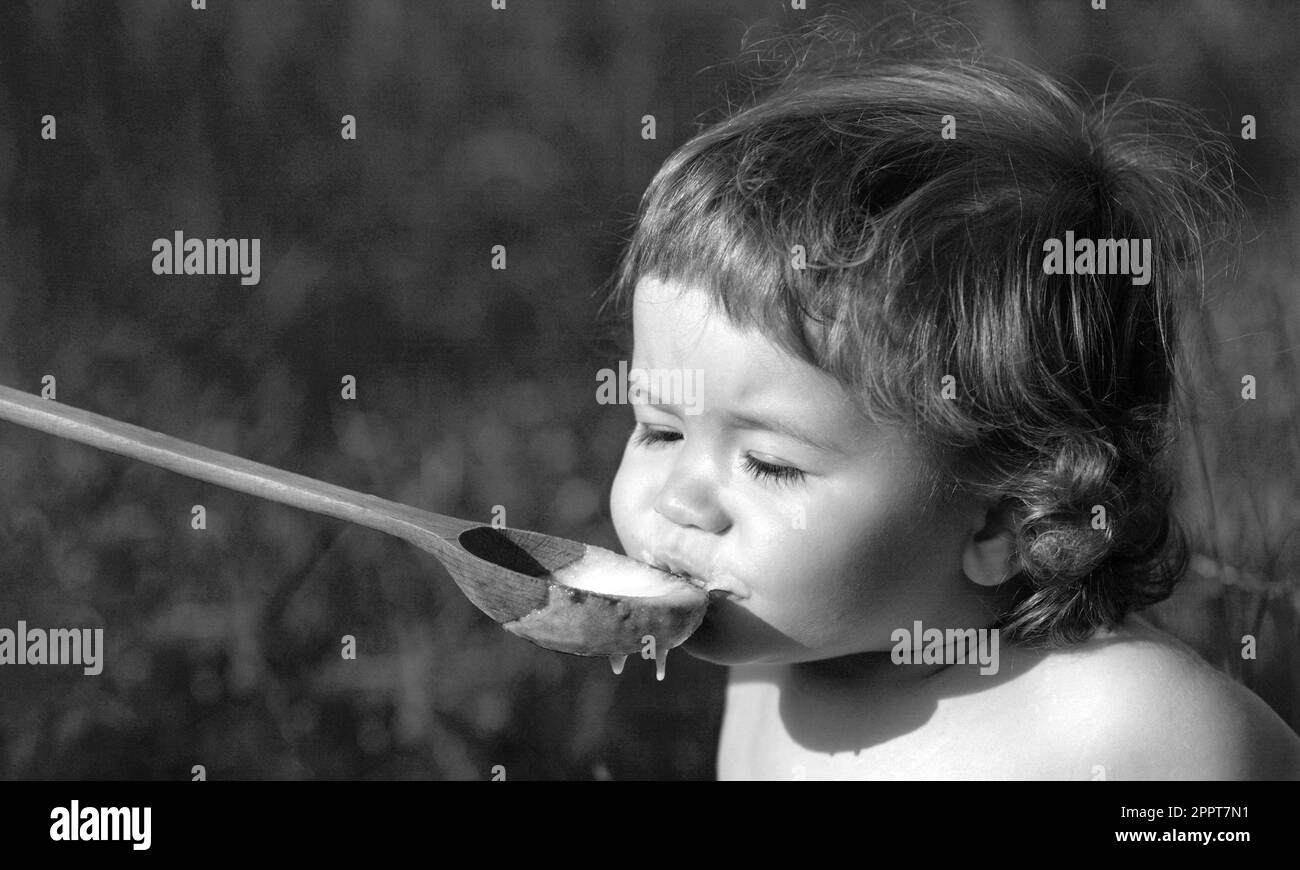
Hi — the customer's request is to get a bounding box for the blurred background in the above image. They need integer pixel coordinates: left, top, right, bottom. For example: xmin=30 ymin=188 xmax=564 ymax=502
xmin=0 ymin=0 xmax=1296 ymax=780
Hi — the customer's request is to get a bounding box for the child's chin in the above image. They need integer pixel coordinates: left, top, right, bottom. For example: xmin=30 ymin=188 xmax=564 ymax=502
xmin=680 ymin=634 xmax=753 ymax=666
xmin=680 ymin=608 xmax=788 ymax=666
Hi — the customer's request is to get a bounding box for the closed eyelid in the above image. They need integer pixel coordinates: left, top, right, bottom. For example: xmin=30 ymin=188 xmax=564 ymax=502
xmin=632 ymin=424 xmax=808 ymax=487
xmin=742 ymin=454 xmax=806 ymax=485
xmin=721 ymin=410 xmax=845 ymax=455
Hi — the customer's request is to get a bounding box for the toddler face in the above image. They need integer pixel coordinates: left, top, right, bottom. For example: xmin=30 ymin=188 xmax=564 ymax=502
xmin=610 ymin=276 xmax=987 ymax=666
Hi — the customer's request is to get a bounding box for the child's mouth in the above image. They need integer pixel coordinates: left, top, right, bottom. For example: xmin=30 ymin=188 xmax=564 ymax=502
xmin=640 ymin=549 xmax=752 ymax=601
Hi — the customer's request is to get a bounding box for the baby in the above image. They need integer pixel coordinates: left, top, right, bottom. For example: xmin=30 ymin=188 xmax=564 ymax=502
xmin=599 ymin=29 xmax=1300 ymax=780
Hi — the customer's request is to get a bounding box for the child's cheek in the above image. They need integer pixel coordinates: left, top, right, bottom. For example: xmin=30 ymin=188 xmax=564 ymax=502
xmin=608 ymin=447 xmax=655 ymax=552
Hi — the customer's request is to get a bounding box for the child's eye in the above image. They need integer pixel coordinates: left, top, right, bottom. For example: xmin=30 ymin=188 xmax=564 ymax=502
xmin=631 ymin=426 xmax=805 ymax=485
xmin=742 ymin=455 xmax=806 ymax=485
xmin=630 ymin=423 xmax=682 ymax=448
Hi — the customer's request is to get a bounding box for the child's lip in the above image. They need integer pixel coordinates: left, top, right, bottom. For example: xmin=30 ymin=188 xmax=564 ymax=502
xmin=640 ymin=549 xmax=752 ymax=600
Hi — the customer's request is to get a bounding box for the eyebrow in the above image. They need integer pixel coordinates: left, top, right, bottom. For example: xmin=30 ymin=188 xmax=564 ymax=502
xmin=720 ymin=409 xmax=847 ymax=455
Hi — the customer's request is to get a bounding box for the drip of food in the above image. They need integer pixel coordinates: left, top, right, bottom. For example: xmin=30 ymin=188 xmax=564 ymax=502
xmin=654 ymin=646 xmax=669 ymax=681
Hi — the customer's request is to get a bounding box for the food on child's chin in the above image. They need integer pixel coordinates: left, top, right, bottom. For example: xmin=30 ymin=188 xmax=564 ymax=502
xmin=501 ymin=545 xmax=707 ymax=676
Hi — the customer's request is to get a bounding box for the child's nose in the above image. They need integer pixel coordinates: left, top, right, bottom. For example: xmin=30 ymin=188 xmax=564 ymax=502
xmin=652 ymin=461 xmax=729 ymax=534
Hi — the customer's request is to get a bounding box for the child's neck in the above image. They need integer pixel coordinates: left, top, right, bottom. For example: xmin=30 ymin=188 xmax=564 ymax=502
xmin=788 ymin=649 xmax=955 ymax=693
xmin=784 ymin=582 xmax=1014 ymax=692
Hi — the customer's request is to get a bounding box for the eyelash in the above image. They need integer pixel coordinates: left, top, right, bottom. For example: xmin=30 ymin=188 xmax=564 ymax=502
xmin=630 ymin=424 xmax=807 ymax=485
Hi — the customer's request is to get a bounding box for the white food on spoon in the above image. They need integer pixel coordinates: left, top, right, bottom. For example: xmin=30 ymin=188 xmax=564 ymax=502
xmin=641 ymin=548 xmax=751 ymax=601
xmin=549 ymin=544 xmax=701 ymax=598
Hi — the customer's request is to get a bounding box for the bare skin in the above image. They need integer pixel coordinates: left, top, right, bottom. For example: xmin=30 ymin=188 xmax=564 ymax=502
xmin=719 ymin=614 xmax=1300 ymax=780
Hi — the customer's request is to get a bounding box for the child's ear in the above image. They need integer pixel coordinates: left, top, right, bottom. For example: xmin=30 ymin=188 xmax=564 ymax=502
xmin=961 ymin=500 xmax=1023 ymax=588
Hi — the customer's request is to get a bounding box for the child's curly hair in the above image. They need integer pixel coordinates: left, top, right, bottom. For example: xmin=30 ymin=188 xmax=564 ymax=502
xmin=600 ymin=13 xmax=1241 ymax=648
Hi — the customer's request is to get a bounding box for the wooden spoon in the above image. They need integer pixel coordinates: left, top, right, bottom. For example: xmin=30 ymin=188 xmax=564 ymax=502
xmin=0 ymin=384 xmax=707 ymax=657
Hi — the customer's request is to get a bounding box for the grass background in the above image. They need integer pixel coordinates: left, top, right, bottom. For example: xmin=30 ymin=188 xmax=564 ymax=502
xmin=0 ymin=0 xmax=1296 ymax=779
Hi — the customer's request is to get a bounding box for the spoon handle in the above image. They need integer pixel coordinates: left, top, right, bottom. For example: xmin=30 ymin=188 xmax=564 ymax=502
xmin=0 ymin=384 xmax=478 ymax=547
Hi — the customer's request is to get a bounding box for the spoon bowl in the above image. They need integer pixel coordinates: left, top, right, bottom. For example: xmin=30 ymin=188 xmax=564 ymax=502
xmin=453 ymin=526 xmax=707 ymax=654
xmin=0 ymin=384 xmax=707 ymax=656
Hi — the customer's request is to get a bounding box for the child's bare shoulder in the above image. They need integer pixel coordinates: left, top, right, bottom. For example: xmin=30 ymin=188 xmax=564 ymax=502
xmin=1023 ymin=615 xmax=1300 ymax=780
